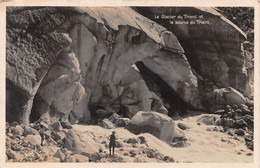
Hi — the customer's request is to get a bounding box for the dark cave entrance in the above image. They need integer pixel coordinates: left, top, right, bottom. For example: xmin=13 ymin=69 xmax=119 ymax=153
xmin=135 ymin=61 xmax=194 ymax=116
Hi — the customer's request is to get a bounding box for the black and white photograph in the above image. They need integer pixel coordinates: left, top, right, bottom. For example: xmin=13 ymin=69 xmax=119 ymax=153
xmin=3 ymin=0 xmax=259 ymax=167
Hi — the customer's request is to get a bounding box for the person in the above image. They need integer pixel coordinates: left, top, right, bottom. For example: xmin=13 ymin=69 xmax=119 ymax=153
xmin=109 ymin=131 xmax=116 ymax=156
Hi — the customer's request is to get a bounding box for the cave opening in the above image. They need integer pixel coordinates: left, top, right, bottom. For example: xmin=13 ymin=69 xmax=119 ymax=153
xmin=135 ymin=61 xmax=194 ymax=116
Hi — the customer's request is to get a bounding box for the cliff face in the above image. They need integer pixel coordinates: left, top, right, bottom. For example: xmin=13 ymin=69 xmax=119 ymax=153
xmin=6 ymin=7 xmax=250 ymax=125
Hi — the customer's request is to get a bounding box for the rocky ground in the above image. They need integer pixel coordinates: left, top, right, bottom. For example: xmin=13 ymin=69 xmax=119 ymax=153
xmin=6 ymin=99 xmax=254 ymax=163
xmin=6 ymin=118 xmax=175 ymax=163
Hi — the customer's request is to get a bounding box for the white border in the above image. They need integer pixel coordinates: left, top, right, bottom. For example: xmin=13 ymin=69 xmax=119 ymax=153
xmin=0 ymin=0 xmax=259 ymax=168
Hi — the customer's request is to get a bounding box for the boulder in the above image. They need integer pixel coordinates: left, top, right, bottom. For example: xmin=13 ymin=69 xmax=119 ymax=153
xmin=225 ymin=119 xmax=234 ymax=127
xmin=196 ymin=114 xmax=220 ymax=125
xmin=223 ymin=87 xmax=246 ymax=105
xmin=96 ymin=109 xmax=113 ymax=119
xmin=13 ymin=125 xmax=24 ymax=136
xmin=52 ymin=131 xmax=66 ymax=141
xmin=115 ymin=118 xmax=130 ymax=127
xmin=214 ymin=109 xmax=226 ymax=115
xmin=24 ymin=126 xmax=39 ymax=136
xmin=120 ymin=79 xmax=153 ymax=118
xmin=234 ymin=119 xmax=247 ymax=128
xmin=126 ymin=137 xmax=140 ymax=144
xmin=60 ymin=122 xmax=72 ymax=129
xmin=141 ymin=50 xmax=202 ymax=109
xmin=108 ymin=113 xmax=121 ymax=123
xmin=177 ymin=123 xmax=189 ymax=130
xmin=125 ymin=111 xmax=175 ymax=143
xmin=43 ymin=130 xmax=52 ymax=139
xmin=24 ymin=134 xmax=42 ymax=146
xmin=89 ymin=153 xmax=101 ymax=162
xmin=40 ymin=122 xmax=49 ymax=129
xmin=235 ymin=129 xmax=245 ymax=136
xmin=64 ymin=130 xmax=99 ymax=155
xmin=238 ymin=104 xmax=251 ymax=114
xmin=42 ymin=146 xmax=60 ymax=156
xmin=53 ymin=149 xmax=70 ymax=162
xmin=170 ymin=141 xmax=186 ymax=148
xmin=100 ymin=119 xmax=116 ymax=129
xmin=50 ymin=122 xmax=63 ymax=132
xmin=6 ymin=149 xmax=23 ymax=161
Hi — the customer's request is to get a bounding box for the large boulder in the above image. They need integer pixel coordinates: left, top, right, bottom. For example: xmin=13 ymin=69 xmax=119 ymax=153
xmin=125 ymin=111 xmax=176 ymax=143
xmin=64 ymin=130 xmax=99 ymax=156
xmin=24 ymin=134 xmax=42 ymax=146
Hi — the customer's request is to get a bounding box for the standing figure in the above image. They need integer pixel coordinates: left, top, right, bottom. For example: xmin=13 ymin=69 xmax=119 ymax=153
xmin=109 ymin=131 xmax=116 ymax=156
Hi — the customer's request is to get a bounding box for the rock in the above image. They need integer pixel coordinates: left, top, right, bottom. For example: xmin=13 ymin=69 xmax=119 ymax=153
xmin=238 ymin=104 xmax=251 ymax=114
xmin=89 ymin=153 xmax=101 ymax=162
xmin=53 ymin=149 xmax=66 ymax=162
xmin=138 ymin=136 xmax=146 ymax=144
xmin=213 ymin=127 xmax=219 ymax=132
xmin=197 ymin=114 xmax=220 ymax=125
xmin=65 ymin=154 xmax=89 ymax=162
xmin=61 ymin=121 xmax=73 ymax=129
xmin=234 ymin=119 xmax=247 ymax=128
xmin=115 ymin=140 xmax=124 ymax=148
xmin=247 ymin=153 xmax=253 ymax=156
xmin=13 ymin=125 xmax=24 ymax=136
xmin=141 ymin=51 xmax=202 ymax=110
xmin=170 ymin=141 xmax=188 ymax=148
xmin=11 ymin=143 xmax=24 ymax=151
xmin=6 ymin=149 xmax=23 ymax=161
xmin=40 ymin=121 xmax=49 ymax=129
xmin=9 ymin=122 xmax=19 ymax=127
xmin=64 ymin=130 xmax=99 ymax=155
xmin=50 ymin=122 xmax=63 ymax=132
xmin=108 ymin=113 xmax=121 ymax=123
xmin=145 ymin=149 xmax=155 ymax=158
xmin=125 ymin=111 xmax=175 ymax=143
xmin=33 ymin=152 xmax=40 ymax=160
xmin=223 ymin=87 xmax=246 ymax=105
xmin=245 ymin=99 xmax=254 ymax=107
xmin=225 ymin=119 xmax=234 ymax=127
xmin=96 ymin=109 xmax=113 ymax=119
xmin=172 ymin=136 xmax=187 ymax=143
xmin=24 ymin=126 xmax=40 ymax=136
xmin=126 ymin=138 xmax=140 ymax=144
xmin=42 ymin=146 xmax=60 ymax=155
xmin=24 ymin=134 xmax=42 ymax=146
xmin=213 ymin=109 xmax=226 ymax=115
xmin=235 ymin=129 xmax=245 ymax=136
xmin=43 ymin=130 xmax=52 ymax=139
xmin=100 ymin=119 xmax=116 ymax=129
xmin=52 ymin=131 xmax=66 ymax=141
xmin=177 ymin=123 xmax=189 ymax=130
xmin=242 ymin=115 xmax=253 ymax=126
xmin=115 ymin=118 xmax=130 ymax=127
